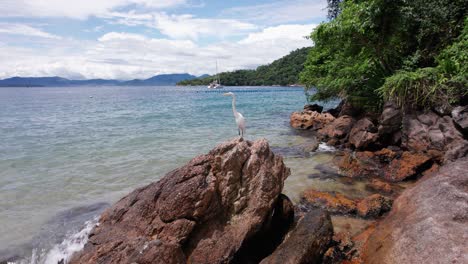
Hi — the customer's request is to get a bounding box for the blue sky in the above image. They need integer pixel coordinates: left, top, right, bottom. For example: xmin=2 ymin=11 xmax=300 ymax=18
xmin=0 ymin=0 xmax=327 ymax=80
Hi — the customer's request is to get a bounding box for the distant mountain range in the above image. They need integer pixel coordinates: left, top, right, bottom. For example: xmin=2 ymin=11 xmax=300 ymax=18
xmin=0 ymin=73 xmax=203 ymax=87
xmin=178 ymin=47 xmax=311 ymax=86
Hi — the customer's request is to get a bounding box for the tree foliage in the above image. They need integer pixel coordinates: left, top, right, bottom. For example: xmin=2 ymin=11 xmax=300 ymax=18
xmin=178 ymin=47 xmax=311 ymax=86
xmin=300 ymin=0 xmax=467 ymax=109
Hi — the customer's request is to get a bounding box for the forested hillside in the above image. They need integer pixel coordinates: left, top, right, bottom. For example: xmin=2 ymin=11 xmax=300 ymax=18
xmin=177 ymin=47 xmax=311 ymax=86
xmin=301 ymin=0 xmax=467 ymax=110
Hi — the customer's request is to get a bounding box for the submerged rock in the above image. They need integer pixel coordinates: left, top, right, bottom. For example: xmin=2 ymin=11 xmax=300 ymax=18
xmin=70 ymin=138 xmax=290 ymax=264
xmin=301 ymin=189 xmax=357 ymax=215
xmin=362 ymin=157 xmax=468 ymax=264
xmin=260 ymin=209 xmax=333 ymax=264
xmin=301 ymin=190 xmax=393 ymax=219
xmin=365 ymin=179 xmax=393 ymax=194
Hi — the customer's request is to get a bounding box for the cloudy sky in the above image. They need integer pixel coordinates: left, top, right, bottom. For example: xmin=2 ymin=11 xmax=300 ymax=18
xmin=0 ymin=0 xmax=327 ymax=80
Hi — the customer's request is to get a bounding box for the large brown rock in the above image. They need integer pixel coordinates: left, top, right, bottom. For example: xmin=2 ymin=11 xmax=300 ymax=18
xmin=362 ymin=157 xmax=468 ymax=264
xmin=318 ymin=115 xmax=355 ymax=141
xmin=70 ymin=138 xmax=290 ymax=264
xmin=349 ymin=118 xmax=378 ymax=149
xmin=260 ymin=209 xmax=333 ymax=264
xmin=290 ymin=110 xmax=335 ymax=130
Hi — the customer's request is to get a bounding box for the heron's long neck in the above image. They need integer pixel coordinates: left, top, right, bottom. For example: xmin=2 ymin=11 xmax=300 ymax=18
xmin=231 ymin=95 xmax=237 ymax=115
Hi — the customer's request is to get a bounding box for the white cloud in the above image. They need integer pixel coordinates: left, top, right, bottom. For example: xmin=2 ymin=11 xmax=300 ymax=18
xmin=240 ymin=24 xmax=315 ymax=44
xmin=0 ymin=0 xmax=187 ymax=19
xmin=106 ymin=11 xmax=258 ymax=40
xmin=152 ymin=13 xmax=257 ymax=40
xmin=222 ymin=0 xmax=327 ymax=25
xmin=0 ymin=23 xmax=61 ymax=39
xmin=0 ymin=24 xmax=315 ymax=80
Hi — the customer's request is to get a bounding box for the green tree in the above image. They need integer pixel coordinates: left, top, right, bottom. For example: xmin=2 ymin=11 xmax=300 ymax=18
xmin=300 ymin=0 xmax=467 ymax=108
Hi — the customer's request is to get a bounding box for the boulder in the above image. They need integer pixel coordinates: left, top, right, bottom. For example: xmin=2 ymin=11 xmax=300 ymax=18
xmin=260 ymin=209 xmax=333 ymax=264
xmin=377 ymin=100 xmax=402 ymax=138
xmin=290 ymin=110 xmax=335 ymax=130
xmin=349 ymin=118 xmax=378 ymax=149
xmin=69 ymin=138 xmax=290 ymax=264
xmin=452 ymin=105 xmax=468 ymax=132
xmin=356 ymin=194 xmax=392 ymax=218
xmin=318 ymin=115 xmax=355 ymax=141
xmin=402 ymin=111 xmax=468 ymax=162
xmin=362 ymin=157 xmax=468 ymax=264
xmin=304 ymin=104 xmax=324 ymax=113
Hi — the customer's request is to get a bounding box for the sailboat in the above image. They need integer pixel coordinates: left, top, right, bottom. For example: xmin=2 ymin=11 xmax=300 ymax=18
xmin=208 ymin=60 xmax=223 ymax=89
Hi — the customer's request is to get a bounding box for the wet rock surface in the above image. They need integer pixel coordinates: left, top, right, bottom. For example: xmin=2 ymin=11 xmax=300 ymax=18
xmin=300 ymin=190 xmax=393 ymax=219
xmin=335 ymin=149 xmax=434 ymax=182
xmin=70 ymin=138 xmax=292 ymax=264
xmin=362 ymin=157 xmax=468 ymax=264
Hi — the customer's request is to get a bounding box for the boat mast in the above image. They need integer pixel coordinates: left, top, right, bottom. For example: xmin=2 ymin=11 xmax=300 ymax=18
xmin=216 ymin=60 xmax=220 ymax=84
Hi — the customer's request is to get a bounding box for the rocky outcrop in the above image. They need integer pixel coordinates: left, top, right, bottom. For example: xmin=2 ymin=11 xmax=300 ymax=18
xmin=318 ymin=115 xmax=355 ymax=143
xmin=362 ymin=157 xmax=468 ymax=264
xmin=349 ymin=118 xmax=378 ymax=149
xmin=70 ymin=138 xmax=291 ymax=264
xmin=260 ymin=209 xmax=333 ymax=264
xmin=290 ymin=110 xmax=335 ymax=130
xmin=402 ymin=111 xmax=468 ymax=162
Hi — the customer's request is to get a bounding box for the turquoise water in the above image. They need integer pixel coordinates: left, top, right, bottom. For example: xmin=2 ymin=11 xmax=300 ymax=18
xmin=0 ymin=85 xmax=330 ymax=255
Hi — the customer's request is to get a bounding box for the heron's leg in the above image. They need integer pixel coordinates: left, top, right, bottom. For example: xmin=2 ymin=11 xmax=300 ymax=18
xmin=238 ymin=129 xmax=240 ymax=136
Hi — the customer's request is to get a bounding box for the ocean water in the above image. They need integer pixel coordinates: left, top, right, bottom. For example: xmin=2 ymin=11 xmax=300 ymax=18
xmin=0 ymin=86 xmax=344 ymax=262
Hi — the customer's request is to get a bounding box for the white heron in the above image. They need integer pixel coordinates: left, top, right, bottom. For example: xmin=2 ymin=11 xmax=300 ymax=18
xmin=223 ymin=92 xmax=246 ymax=138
